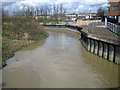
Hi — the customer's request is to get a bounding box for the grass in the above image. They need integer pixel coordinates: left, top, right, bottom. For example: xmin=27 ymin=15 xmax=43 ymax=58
xmin=37 ymin=18 xmax=59 ymax=24
xmin=36 ymin=18 xmax=73 ymax=24
xmin=1 ymin=17 xmax=48 ymax=68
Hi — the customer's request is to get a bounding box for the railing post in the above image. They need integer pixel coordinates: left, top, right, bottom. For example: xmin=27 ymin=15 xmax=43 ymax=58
xmin=113 ymin=23 xmax=115 ymax=32
xmin=114 ymin=24 xmax=116 ymax=33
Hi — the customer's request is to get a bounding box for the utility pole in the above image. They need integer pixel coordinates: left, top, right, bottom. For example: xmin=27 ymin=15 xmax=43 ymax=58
xmin=89 ymin=10 xmax=92 ymax=19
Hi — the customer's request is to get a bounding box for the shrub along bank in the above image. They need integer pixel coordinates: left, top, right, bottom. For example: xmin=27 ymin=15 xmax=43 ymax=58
xmin=1 ymin=17 xmax=48 ymax=68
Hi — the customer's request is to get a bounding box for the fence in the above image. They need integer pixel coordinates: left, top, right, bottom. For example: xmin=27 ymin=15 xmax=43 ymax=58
xmin=88 ymin=22 xmax=105 ymax=27
xmin=88 ymin=22 xmax=120 ymax=35
xmin=77 ymin=20 xmax=101 ymax=26
xmin=107 ymin=22 xmax=120 ymax=35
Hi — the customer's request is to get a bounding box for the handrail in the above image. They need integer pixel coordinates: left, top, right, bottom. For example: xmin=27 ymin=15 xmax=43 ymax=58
xmin=88 ymin=22 xmax=105 ymax=26
xmin=89 ymin=22 xmax=120 ymax=35
xmin=107 ymin=22 xmax=120 ymax=35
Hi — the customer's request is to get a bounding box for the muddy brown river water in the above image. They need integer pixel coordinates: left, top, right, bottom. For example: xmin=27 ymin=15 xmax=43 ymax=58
xmin=2 ymin=30 xmax=118 ymax=88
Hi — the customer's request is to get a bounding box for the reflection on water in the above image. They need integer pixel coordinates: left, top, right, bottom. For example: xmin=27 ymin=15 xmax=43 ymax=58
xmin=3 ymin=30 xmax=118 ymax=88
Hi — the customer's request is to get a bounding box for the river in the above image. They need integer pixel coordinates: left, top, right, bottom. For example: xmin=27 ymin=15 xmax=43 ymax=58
xmin=2 ymin=30 xmax=118 ymax=88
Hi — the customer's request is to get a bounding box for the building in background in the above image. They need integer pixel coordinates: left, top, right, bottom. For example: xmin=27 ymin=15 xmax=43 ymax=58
xmin=104 ymin=1 xmax=120 ymax=24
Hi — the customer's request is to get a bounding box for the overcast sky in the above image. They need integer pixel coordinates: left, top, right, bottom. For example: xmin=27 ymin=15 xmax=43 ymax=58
xmin=2 ymin=0 xmax=109 ymax=14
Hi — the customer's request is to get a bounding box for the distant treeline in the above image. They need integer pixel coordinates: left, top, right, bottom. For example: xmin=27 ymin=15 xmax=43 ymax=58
xmin=2 ymin=3 xmax=67 ymax=17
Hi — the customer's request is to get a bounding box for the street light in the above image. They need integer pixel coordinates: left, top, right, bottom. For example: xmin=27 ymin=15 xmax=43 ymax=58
xmin=89 ymin=10 xmax=92 ymax=19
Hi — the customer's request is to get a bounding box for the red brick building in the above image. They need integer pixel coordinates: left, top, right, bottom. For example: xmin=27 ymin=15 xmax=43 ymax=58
xmin=104 ymin=1 xmax=120 ymax=24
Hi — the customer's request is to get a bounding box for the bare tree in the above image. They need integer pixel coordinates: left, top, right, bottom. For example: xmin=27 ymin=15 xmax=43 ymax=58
xmin=2 ymin=3 xmax=67 ymax=18
xmin=97 ymin=7 xmax=104 ymax=17
xmin=45 ymin=5 xmax=48 ymax=16
xmin=56 ymin=4 xmax=59 ymax=14
xmin=40 ymin=7 xmax=44 ymax=15
xmin=2 ymin=8 xmax=9 ymax=16
xmin=36 ymin=7 xmax=39 ymax=16
xmin=60 ymin=3 xmax=62 ymax=14
xmin=47 ymin=6 xmax=52 ymax=15
xmin=53 ymin=4 xmax=56 ymax=15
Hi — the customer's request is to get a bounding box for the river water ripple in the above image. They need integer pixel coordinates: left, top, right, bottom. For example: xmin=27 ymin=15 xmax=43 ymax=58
xmin=3 ymin=30 xmax=118 ymax=88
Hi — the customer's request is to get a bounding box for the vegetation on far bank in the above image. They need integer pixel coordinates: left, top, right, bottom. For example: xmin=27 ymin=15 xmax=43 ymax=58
xmin=36 ymin=18 xmax=73 ymax=24
xmin=1 ymin=17 xmax=48 ymax=68
xmin=37 ymin=18 xmax=60 ymax=24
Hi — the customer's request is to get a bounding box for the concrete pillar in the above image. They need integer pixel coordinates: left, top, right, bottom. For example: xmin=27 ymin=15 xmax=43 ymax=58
xmin=115 ymin=46 xmax=120 ymax=64
xmin=94 ymin=41 xmax=98 ymax=55
xmin=108 ymin=45 xmax=114 ymax=62
xmin=90 ymin=39 xmax=94 ymax=53
xmin=118 ymin=16 xmax=120 ymax=23
xmin=98 ymin=42 xmax=103 ymax=57
xmin=82 ymin=40 xmax=87 ymax=49
xmin=84 ymin=40 xmax=87 ymax=49
xmin=103 ymin=43 xmax=108 ymax=59
xmin=105 ymin=17 xmax=107 ymax=27
xmin=87 ymin=39 xmax=91 ymax=51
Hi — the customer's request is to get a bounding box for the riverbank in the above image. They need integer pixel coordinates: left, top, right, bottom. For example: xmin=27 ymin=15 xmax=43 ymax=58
xmin=44 ymin=26 xmax=81 ymax=35
xmin=44 ymin=25 xmax=120 ymax=64
xmin=3 ymin=30 xmax=118 ymax=88
xmin=44 ymin=25 xmax=82 ymax=34
xmin=1 ymin=17 xmax=48 ymax=68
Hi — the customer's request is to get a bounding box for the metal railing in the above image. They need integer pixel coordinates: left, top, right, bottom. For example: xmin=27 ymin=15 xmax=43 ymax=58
xmin=107 ymin=22 xmax=120 ymax=35
xmin=89 ymin=21 xmax=120 ymax=35
xmin=88 ymin=22 xmax=105 ymax=27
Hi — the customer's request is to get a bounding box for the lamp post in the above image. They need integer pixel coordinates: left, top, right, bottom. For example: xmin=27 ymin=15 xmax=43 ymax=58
xmin=89 ymin=10 xmax=92 ymax=19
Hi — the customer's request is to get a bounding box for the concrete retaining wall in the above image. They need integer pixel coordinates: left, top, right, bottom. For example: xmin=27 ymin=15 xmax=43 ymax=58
xmin=103 ymin=43 xmax=108 ymax=59
xmin=98 ymin=42 xmax=103 ymax=57
xmin=44 ymin=25 xmax=82 ymax=32
xmin=94 ymin=41 xmax=98 ymax=55
xmin=115 ymin=46 xmax=120 ymax=64
xmin=81 ymin=32 xmax=120 ymax=64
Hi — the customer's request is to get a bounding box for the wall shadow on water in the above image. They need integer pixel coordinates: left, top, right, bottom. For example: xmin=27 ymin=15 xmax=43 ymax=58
xmin=79 ymin=43 xmax=119 ymax=88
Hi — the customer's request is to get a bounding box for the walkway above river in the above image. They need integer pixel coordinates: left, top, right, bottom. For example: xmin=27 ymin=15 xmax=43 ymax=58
xmin=81 ymin=26 xmax=120 ymax=45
